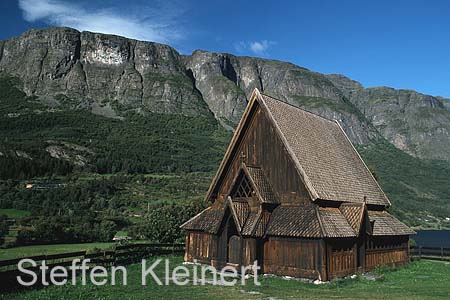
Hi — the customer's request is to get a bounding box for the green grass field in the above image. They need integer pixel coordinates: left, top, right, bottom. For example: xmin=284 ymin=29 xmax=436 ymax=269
xmin=0 ymin=242 xmax=114 ymax=260
xmin=2 ymin=256 xmax=449 ymax=300
xmin=0 ymin=208 xmax=30 ymax=219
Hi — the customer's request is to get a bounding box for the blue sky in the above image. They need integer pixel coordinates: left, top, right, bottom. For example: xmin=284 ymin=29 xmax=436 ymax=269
xmin=1 ymin=0 xmax=450 ymax=98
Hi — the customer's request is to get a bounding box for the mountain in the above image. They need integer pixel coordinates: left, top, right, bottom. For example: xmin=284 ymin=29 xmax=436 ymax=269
xmin=0 ymin=27 xmax=450 ymax=230
xmin=326 ymin=74 xmax=450 ymax=160
xmin=2 ymin=27 xmax=450 ymax=160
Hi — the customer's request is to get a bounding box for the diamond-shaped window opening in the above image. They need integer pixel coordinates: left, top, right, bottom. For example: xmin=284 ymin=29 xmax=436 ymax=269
xmin=231 ymin=172 xmax=254 ymax=198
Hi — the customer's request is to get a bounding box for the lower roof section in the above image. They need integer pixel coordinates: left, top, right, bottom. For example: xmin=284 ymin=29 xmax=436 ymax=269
xmin=180 ymin=206 xmax=224 ymax=234
xmin=181 ymin=202 xmax=414 ymax=238
xmin=368 ymin=210 xmax=416 ymax=236
xmin=318 ymin=207 xmax=357 ymax=238
xmin=265 ymin=205 xmax=322 ymax=238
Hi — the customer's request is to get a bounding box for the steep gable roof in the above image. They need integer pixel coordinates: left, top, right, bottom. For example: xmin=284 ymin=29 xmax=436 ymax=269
xmin=339 ymin=203 xmax=365 ymax=234
xmin=226 ymin=197 xmax=249 ymax=232
xmin=260 ymin=94 xmax=389 ymax=206
xmin=205 ymin=89 xmax=390 ymax=206
xmin=228 ymin=164 xmax=279 ymax=204
xmin=241 ymin=212 xmax=260 ymax=236
xmin=244 ymin=165 xmax=278 ymax=204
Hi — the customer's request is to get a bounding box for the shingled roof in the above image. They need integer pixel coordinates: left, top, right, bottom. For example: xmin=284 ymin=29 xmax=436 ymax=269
xmin=318 ymin=207 xmax=357 ymax=238
xmin=180 ymin=207 xmax=224 ymax=234
xmin=339 ymin=203 xmax=365 ymax=234
xmin=368 ymin=211 xmax=415 ymax=236
xmin=265 ymin=205 xmax=322 ymax=238
xmin=244 ymin=165 xmax=278 ymax=204
xmin=260 ymin=94 xmax=390 ymax=206
xmin=205 ymin=89 xmax=390 ymax=206
xmin=227 ymin=198 xmax=250 ymax=231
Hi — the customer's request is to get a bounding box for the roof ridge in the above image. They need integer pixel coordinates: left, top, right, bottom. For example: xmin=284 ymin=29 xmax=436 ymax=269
xmin=260 ymin=93 xmax=338 ymax=124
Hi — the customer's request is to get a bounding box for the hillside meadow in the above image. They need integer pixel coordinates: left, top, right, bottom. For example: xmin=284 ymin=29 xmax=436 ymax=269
xmin=0 ymin=242 xmax=114 ymax=260
xmin=1 ymin=256 xmax=449 ymax=300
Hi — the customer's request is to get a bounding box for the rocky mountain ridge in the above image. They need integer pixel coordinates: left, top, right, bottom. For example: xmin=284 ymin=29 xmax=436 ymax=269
xmin=1 ymin=27 xmax=449 ymax=161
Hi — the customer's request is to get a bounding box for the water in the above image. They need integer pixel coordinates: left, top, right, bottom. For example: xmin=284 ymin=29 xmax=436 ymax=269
xmin=412 ymin=230 xmax=450 ymax=248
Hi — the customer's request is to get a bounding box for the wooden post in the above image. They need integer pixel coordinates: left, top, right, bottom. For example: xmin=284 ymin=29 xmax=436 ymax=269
xmin=419 ymin=246 xmax=422 ymax=259
xmin=441 ymin=247 xmax=444 ymax=260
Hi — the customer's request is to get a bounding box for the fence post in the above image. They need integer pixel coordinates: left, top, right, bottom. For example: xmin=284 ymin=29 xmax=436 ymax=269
xmin=441 ymin=247 xmax=444 ymax=260
xmin=419 ymin=246 xmax=422 ymax=259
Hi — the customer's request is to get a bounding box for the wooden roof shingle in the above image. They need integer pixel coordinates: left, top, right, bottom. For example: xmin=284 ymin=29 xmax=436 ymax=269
xmin=241 ymin=210 xmax=271 ymax=237
xmin=253 ymin=212 xmax=271 ymax=237
xmin=241 ymin=212 xmax=260 ymax=236
xmin=260 ymin=94 xmax=390 ymax=206
xmin=368 ymin=211 xmax=416 ymax=236
xmin=339 ymin=203 xmax=365 ymax=234
xmin=244 ymin=165 xmax=278 ymax=204
xmin=318 ymin=207 xmax=357 ymax=238
xmin=265 ymin=205 xmax=322 ymax=238
xmin=180 ymin=207 xmax=224 ymax=234
xmin=232 ymin=201 xmax=250 ymax=228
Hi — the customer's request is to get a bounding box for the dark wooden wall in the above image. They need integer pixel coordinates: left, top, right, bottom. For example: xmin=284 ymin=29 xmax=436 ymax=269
xmin=242 ymin=238 xmax=257 ymax=266
xmin=184 ymin=231 xmax=216 ymax=264
xmin=217 ymin=212 xmax=258 ymax=267
xmin=263 ymin=237 xmax=325 ymax=279
xmin=217 ymin=105 xmax=310 ymax=204
xmin=185 ymin=230 xmax=411 ymax=280
xmin=364 ymin=236 xmax=409 ymax=270
xmin=326 ymin=238 xmax=357 ymax=279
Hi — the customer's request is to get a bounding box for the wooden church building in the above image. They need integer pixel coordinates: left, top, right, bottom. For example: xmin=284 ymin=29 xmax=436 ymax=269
xmin=181 ymin=89 xmax=414 ymax=280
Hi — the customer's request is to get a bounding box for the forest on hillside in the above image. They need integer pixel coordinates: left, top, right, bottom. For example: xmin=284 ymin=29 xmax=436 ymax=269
xmin=1 ymin=74 xmax=450 ymax=248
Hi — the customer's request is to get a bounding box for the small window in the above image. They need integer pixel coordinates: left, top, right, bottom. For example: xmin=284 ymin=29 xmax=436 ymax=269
xmin=231 ymin=173 xmax=254 ymax=198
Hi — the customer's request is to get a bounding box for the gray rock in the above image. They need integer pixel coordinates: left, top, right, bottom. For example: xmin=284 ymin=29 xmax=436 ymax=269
xmin=1 ymin=27 xmax=450 ymax=160
xmin=327 ymin=74 xmax=450 ymax=160
xmin=0 ymin=27 xmax=210 ymax=117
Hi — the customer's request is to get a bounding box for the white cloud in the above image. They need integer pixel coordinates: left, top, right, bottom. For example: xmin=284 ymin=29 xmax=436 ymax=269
xmin=250 ymin=41 xmax=271 ymax=54
xmin=18 ymin=0 xmax=185 ymax=43
xmin=234 ymin=40 xmax=275 ymax=55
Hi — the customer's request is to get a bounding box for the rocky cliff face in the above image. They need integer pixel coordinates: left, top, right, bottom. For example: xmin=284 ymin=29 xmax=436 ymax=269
xmin=326 ymin=74 xmax=450 ymax=160
xmin=184 ymin=50 xmax=376 ymax=143
xmin=0 ymin=27 xmax=209 ymax=117
xmin=1 ymin=27 xmax=449 ymax=161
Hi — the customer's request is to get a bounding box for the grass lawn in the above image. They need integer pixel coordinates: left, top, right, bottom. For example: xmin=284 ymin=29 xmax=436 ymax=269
xmin=2 ymin=256 xmax=449 ymax=300
xmin=0 ymin=242 xmax=114 ymax=260
xmin=0 ymin=208 xmax=30 ymax=219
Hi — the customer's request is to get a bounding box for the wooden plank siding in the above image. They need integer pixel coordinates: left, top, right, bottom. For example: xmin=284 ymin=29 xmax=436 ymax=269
xmin=365 ymin=247 xmax=409 ymax=269
xmin=326 ymin=239 xmax=357 ymax=279
xmin=185 ymin=232 xmax=216 ymax=264
xmin=216 ymin=104 xmax=310 ymax=205
xmin=263 ymin=237 xmax=325 ymax=279
xmin=242 ymin=238 xmax=257 ymax=266
xmin=364 ymin=236 xmax=410 ymax=270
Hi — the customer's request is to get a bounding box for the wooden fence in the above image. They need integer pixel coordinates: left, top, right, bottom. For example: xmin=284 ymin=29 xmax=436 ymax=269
xmin=0 ymin=243 xmax=185 ymax=291
xmin=410 ymin=246 xmax=450 ymax=261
